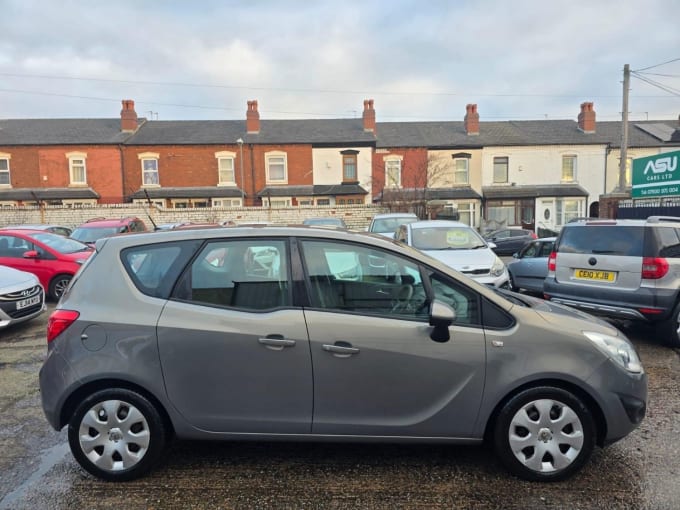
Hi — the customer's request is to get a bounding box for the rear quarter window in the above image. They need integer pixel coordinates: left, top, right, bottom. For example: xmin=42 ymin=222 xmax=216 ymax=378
xmin=121 ymin=240 xmax=202 ymax=298
xmin=556 ymin=226 xmax=645 ymax=256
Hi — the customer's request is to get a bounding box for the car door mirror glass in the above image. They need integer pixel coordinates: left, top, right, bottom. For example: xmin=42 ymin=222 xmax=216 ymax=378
xmin=429 ymin=299 xmax=455 ymax=343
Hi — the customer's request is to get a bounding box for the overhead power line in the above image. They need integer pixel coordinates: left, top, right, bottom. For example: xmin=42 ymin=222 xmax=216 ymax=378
xmin=631 ymin=72 xmax=680 ymax=97
xmin=633 ymin=57 xmax=680 ymax=72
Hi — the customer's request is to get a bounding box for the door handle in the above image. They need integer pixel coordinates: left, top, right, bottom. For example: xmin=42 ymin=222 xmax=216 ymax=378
xmin=258 ymin=336 xmax=296 ymax=350
xmin=322 ymin=343 xmax=360 ymax=358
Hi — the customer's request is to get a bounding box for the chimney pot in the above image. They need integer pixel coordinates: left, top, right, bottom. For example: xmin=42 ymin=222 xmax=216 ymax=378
xmin=464 ymin=103 xmax=479 ymax=135
xmin=120 ymin=99 xmax=138 ymax=132
xmin=578 ymin=101 xmax=596 ymax=133
xmin=362 ymin=98 xmax=376 ymax=133
xmin=246 ymin=99 xmax=260 ymax=134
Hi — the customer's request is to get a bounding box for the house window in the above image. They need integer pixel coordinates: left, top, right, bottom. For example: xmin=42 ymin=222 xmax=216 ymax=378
xmin=172 ymin=200 xmax=189 ymax=209
xmin=138 ymin=152 xmax=160 ymax=186
xmin=556 ymin=199 xmax=581 ymax=226
xmin=215 ymin=151 xmax=236 ymax=185
xmin=266 ymin=152 xmax=287 ymax=183
xmin=453 ymin=158 xmax=469 ymax=184
xmin=562 ymin=155 xmax=577 ymax=182
xmin=0 ymin=155 xmax=10 ymax=186
xmin=212 ymin=198 xmax=242 ymax=207
xmin=385 ymin=158 xmax=402 ymax=188
xmin=342 ymin=151 xmax=358 ymax=182
xmin=457 ymin=202 xmax=476 ymax=227
xmin=298 ymin=199 xmax=313 ymax=206
xmin=66 ymin=152 xmax=87 ymax=185
xmin=263 ymin=198 xmax=291 ymax=208
xmin=493 ymin=157 xmax=508 ymax=183
xmin=316 ymin=198 xmax=331 ymax=206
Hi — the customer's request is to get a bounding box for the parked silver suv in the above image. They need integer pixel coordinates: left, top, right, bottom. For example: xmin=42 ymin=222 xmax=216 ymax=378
xmin=40 ymin=226 xmax=646 ymax=482
xmin=544 ymin=216 xmax=680 ymax=347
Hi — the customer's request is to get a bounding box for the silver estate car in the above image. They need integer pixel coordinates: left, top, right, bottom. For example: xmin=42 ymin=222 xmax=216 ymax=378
xmin=39 ymin=227 xmax=647 ymax=482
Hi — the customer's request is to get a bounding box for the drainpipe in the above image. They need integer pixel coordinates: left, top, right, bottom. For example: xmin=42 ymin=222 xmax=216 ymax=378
xmin=249 ymin=143 xmax=256 ymax=206
xmin=118 ymin=144 xmax=126 ymax=203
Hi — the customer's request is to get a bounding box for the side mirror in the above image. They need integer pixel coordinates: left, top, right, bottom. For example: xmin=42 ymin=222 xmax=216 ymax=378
xmin=23 ymin=250 xmax=39 ymax=259
xmin=487 ymin=241 xmax=497 ymax=250
xmin=429 ymin=300 xmax=455 ymax=343
xmin=512 ymin=252 xmax=519 ymax=259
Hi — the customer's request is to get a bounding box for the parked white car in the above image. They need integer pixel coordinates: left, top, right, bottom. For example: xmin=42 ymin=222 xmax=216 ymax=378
xmin=0 ymin=265 xmax=46 ymax=329
xmin=367 ymin=213 xmax=418 ymax=239
xmin=396 ymin=220 xmax=509 ymax=287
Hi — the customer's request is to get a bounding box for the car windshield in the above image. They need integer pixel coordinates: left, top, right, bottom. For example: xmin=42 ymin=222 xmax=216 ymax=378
xmin=27 ymin=232 xmax=92 ymax=253
xmin=411 ymin=226 xmax=487 ymax=250
xmin=371 ymin=217 xmax=417 ymax=233
xmin=71 ymin=226 xmax=121 ymax=243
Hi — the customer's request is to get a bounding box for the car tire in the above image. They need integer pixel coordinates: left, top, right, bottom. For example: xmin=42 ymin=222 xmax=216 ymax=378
xmin=68 ymin=388 xmax=168 ymax=482
xmin=659 ymin=301 xmax=680 ymax=348
xmin=508 ymin=274 xmax=519 ymax=292
xmin=48 ymin=274 xmax=72 ymax=301
xmin=493 ymin=386 xmax=595 ymax=482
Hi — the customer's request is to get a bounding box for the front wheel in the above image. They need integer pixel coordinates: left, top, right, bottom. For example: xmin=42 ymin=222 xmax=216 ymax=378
xmin=493 ymin=386 xmax=595 ymax=482
xmin=49 ymin=274 xmax=72 ymax=301
xmin=658 ymin=301 xmax=680 ymax=348
xmin=68 ymin=388 xmax=168 ymax=481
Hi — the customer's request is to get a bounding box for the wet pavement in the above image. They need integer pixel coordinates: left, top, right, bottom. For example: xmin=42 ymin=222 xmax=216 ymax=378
xmin=1 ymin=303 xmax=679 ymax=509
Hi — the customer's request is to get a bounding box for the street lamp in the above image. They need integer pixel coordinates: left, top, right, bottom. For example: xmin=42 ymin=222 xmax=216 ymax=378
xmin=236 ymin=138 xmax=245 ymax=206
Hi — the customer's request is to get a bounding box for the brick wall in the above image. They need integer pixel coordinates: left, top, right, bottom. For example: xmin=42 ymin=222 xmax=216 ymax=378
xmin=0 ymin=204 xmax=389 ymax=230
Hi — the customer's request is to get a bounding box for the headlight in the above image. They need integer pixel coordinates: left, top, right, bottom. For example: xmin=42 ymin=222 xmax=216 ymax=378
xmin=490 ymin=256 xmax=506 ymax=277
xmin=583 ymin=331 xmax=643 ymax=373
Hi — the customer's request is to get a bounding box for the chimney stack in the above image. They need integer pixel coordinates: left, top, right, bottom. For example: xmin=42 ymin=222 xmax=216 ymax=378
xmin=578 ymin=102 xmax=596 ymax=133
xmin=464 ymin=104 xmax=479 ymax=135
xmin=246 ymin=100 xmax=260 ymax=134
xmin=120 ymin=99 xmax=138 ymax=132
xmin=362 ymin=99 xmax=376 ymax=133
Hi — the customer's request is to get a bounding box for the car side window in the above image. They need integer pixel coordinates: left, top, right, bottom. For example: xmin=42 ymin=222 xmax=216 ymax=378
xmin=520 ymin=241 xmax=539 ymax=258
xmin=429 ymin=273 xmax=480 ymax=326
xmin=300 ymin=240 xmax=428 ymax=320
xmin=539 ymin=241 xmax=554 ymax=257
xmin=175 ymin=239 xmax=291 ymax=311
xmin=657 ymin=228 xmax=680 ymax=258
xmin=122 ymin=240 xmax=201 ymax=299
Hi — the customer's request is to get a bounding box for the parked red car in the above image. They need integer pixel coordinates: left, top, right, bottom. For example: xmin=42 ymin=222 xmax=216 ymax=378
xmin=0 ymin=229 xmax=93 ymax=300
xmin=70 ymin=216 xmax=148 ymax=245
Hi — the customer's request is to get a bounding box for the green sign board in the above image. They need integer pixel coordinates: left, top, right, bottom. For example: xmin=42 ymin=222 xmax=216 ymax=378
xmin=631 ymin=150 xmax=680 ymax=198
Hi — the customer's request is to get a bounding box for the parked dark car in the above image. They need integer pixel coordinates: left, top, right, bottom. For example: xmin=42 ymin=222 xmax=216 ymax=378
xmin=41 ymin=226 xmax=646 ymax=483
xmin=506 ymin=237 xmax=556 ymax=293
xmin=483 ymin=228 xmax=537 ymax=255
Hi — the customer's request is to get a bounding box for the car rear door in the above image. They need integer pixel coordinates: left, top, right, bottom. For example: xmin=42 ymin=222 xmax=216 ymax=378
xmin=157 ymin=237 xmax=313 ymax=434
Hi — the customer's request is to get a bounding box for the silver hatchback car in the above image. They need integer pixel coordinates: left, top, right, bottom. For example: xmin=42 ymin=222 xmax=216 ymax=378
xmin=39 ymin=227 xmax=646 ymax=482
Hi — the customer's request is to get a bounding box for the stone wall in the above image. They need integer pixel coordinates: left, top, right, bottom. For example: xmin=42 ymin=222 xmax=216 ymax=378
xmin=0 ymin=204 xmax=389 ymax=230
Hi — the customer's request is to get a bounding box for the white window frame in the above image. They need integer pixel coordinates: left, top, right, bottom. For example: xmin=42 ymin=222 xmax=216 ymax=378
xmin=297 ymin=198 xmax=313 ymax=206
xmin=561 ymin=155 xmax=577 ymax=182
xmin=138 ymin=152 xmax=160 ymax=187
xmin=385 ymin=156 xmax=402 ymax=188
xmin=215 ymin=151 xmax=236 ymax=186
xmin=262 ymin=197 xmax=291 ymax=208
xmin=61 ymin=199 xmax=97 ymax=207
xmin=316 ymin=198 xmax=332 ymax=206
xmin=66 ymin=151 xmax=87 ymax=186
xmin=212 ymin=198 xmax=243 ymax=207
xmin=556 ymin=198 xmax=582 ymax=226
xmin=456 ymin=201 xmax=476 ymax=227
xmin=265 ymin=151 xmax=288 ymax=184
xmin=493 ymin=156 xmax=508 ymax=184
xmin=453 ymin=158 xmax=469 ymax=184
xmin=171 ymin=199 xmax=189 ymax=209
xmin=132 ymin=198 xmax=165 ymax=209
xmin=0 ymin=152 xmax=11 ymax=187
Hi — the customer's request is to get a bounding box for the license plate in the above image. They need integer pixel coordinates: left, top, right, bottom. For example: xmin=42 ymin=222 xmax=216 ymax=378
xmin=17 ymin=295 xmax=41 ymax=310
xmin=573 ymin=269 xmax=616 ymax=282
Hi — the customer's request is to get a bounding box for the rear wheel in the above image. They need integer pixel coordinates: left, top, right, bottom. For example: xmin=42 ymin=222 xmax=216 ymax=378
xmin=68 ymin=388 xmax=167 ymax=481
xmin=493 ymin=386 xmax=595 ymax=482
xmin=48 ymin=274 xmax=72 ymax=300
xmin=659 ymin=301 xmax=680 ymax=348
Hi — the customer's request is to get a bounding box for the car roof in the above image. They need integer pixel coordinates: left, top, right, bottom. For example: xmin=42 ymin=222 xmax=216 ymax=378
xmin=2 ymin=224 xmax=66 ymax=229
xmin=407 ymin=220 xmax=471 ymax=229
xmin=77 ymin=217 xmax=139 ymax=227
xmin=372 ymin=213 xmax=418 ymax=219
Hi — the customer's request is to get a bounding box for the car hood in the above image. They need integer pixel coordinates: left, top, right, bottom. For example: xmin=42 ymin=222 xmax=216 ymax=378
xmin=59 ymin=250 xmax=94 ymax=263
xmin=0 ymin=265 xmax=40 ymax=291
xmin=507 ymin=291 xmax=620 ymax=336
xmin=421 ymin=248 xmax=496 ymax=270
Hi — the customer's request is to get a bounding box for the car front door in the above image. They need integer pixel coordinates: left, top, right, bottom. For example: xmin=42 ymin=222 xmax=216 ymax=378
xmin=156 ymin=238 xmax=313 ymax=434
xmin=299 ymin=239 xmax=486 ymax=438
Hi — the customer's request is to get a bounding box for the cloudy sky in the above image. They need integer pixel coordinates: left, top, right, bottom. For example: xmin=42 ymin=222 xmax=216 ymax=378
xmin=1 ymin=0 xmax=678 ymax=124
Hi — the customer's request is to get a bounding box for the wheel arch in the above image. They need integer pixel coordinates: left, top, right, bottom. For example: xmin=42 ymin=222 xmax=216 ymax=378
xmin=482 ymin=378 xmax=607 ymax=447
xmin=59 ymin=378 xmax=175 ymax=440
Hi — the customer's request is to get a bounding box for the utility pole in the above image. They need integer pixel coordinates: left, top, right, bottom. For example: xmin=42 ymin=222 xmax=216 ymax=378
xmin=618 ymin=64 xmax=630 ymax=193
